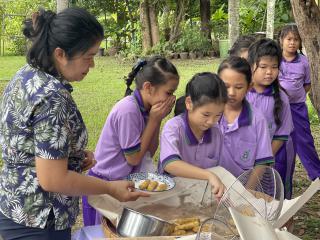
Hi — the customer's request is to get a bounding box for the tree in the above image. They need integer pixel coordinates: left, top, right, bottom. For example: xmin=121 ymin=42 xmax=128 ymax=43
xmin=290 ymin=0 xmax=320 ymax=117
xmin=140 ymin=0 xmax=160 ymax=52
xmin=57 ymin=0 xmax=68 ymax=13
xmin=228 ymin=0 xmax=239 ymax=46
xmin=266 ymin=0 xmax=276 ymax=39
xmin=200 ymin=0 xmax=211 ymax=42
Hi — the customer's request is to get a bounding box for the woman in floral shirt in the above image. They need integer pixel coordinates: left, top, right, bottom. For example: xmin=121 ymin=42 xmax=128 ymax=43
xmin=0 ymin=7 xmax=148 ymax=240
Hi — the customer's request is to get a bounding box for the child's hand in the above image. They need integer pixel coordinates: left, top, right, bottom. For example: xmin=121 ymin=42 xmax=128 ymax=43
xmin=81 ymin=150 xmax=96 ymax=172
xmin=149 ymin=96 xmax=176 ymax=122
xmin=109 ymin=180 xmax=150 ymax=202
xmin=208 ymin=173 xmax=225 ymax=199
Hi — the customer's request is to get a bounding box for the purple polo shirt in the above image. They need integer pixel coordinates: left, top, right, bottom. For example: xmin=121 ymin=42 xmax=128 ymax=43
xmin=92 ymin=90 xmax=148 ymax=180
xmin=246 ymin=85 xmax=293 ymax=141
xmin=158 ymin=112 xmax=223 ymax=174
xmin=279 ymin=54 xmax=311 ymax=103
xmin=219 ymin=100 xmax=273 ymax=177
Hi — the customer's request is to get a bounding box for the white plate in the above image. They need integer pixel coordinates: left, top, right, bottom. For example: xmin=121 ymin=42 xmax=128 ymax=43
xmin=126 ymin=172 xmax=175 ymax=193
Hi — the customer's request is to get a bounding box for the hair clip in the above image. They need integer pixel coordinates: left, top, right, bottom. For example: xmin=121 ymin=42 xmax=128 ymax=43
xmin=133 ymin=59 xmax=147 ymax=75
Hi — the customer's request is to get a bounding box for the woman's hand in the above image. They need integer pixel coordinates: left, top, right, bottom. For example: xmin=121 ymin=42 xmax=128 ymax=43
xmin=149 ymin=96 xmax=176 ymax=122
xmin=82 ymin=150 xmax=96 ymax=172
xmin=208 ymin=173 xmax=225 ymax=199
xmin=108 ymin=180 xmax=150 ymax=202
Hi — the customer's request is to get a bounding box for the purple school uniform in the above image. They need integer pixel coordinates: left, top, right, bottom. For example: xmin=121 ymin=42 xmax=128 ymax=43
xmin=246 ymin=86 xmax=293 ymax=141
xmin=279 ymin=54 xmax=311 ymax=103
xmin=83 ymin=89 xmax=149 ymax=226
xmin=219 ymin=100 xmax=273 ymax=177
xmin=279 ymin=54 xmax=320 ymax=181
xmin=246 ymin=86 xmax=294 ymax=198
xmin=158 ymin=112 xmax=222 ymax=174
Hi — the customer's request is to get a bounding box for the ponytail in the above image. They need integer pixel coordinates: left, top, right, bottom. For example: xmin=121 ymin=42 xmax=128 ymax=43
xmin=123 ymin=56 xmax=179 ymax=97
xmin=124 ymin=59 xmax=147 ymax=97
xmin=272 ymin=81 xmax=282 ymax=126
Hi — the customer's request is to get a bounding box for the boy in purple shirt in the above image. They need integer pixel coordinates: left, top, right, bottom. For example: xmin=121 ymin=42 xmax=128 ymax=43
xmin=278 ymin=24 xmax=320 ymax=182
xmin=83 ymin=56 xmax=180 ymax=226
xmin=246 ymin=39 xmax=294 ymax=198
xmin=159 ymin=72 xmax=227 ymax=198
xmin=217 ymin=56 xmax=273 ymax=177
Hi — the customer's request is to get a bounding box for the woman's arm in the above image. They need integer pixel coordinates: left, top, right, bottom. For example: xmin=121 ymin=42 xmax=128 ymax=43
xmin=35 ymin=157 xmax=149 ymax=201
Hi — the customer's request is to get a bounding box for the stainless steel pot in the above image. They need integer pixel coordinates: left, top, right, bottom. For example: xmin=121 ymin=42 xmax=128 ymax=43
xmin=117 ymin=207 xmax=175 ymax=237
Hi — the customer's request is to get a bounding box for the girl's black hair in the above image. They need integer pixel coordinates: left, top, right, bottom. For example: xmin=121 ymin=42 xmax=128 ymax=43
xmin=278 ymin=23 xmax=303 ymax=54
xmin=23 ymin=7 xmax=104 ymax=77
xmin=174 ymin=72 xmax=228 ymax=116
xmin=124 ymin=56 xmax=179 ymax=97
xmin=229 ymin=35 xmax=256 ymax=57
xmin=217 ymin=56 xmax=252 ymax=85
xmin=247 ymin=38 xmax=283 ymax=126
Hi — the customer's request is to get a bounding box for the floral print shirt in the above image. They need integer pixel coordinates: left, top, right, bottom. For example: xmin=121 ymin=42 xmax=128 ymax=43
xmin=0 ymin=64 xmax=88 ymax=230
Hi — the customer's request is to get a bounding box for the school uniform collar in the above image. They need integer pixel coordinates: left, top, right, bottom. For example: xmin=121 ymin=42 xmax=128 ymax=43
xmin=182 ymin=112 xmax=212 ymax=145
xmin=220 ymin=100 xmax=252 ymax=132
xmin=238 ymin=99 xmax=252 ymax=127
xmin=250 ymin=84 xmax=275 ymax=96
xmin=281 ymin=53 xmax=300 ymax=63
xmin=133 ymin=89 xmax=149 ymax=121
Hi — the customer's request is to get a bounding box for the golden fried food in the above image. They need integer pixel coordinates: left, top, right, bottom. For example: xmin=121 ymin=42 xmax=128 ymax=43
xmin=192 ymin=225 xmax=200 ymax=232
xmin=155 ymin=183 xmax=167 ymax=191
xmin=175 ymin=221 xmax=199 ymax=231
xmin=146 ymin=180 xmax=158 ymax=191
xmin=170 ymin=230 xmax=186 ymax=236
xmin=174 ymin=217 xmax=200 ymax=225
xmin=138 ymin=180 xmax=150 ymax=190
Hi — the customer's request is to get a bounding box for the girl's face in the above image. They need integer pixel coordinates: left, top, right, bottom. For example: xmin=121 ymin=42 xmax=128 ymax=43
xmin=281 ymin=32 xmax=300 ymax=55
xmin=55 ymin=40 xmax=101 ymax=82
xmin=149 ymin=78 xmax=179 ymax=105
xmin=186 ymin=98 xmax=224 ymax=132
xmin=219 ymin=69 xmax=250 ymax=109
xmin=252 ymin=56 xmax=279 ymax=88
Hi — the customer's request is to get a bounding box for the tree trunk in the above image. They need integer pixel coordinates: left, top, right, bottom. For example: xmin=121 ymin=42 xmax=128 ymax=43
xmin=291 ymin=0 xmax=320 ymax=118
xmin=140 ymin=0 xmax=152 ymax=51
xmin=200 ymin=0 xmax=212 ymax=42
xmin=228 ymin=0 xmax=240 ymax=46
xmin=56 ymin=0 xmax=69 ymax=13
xmin=266 ymin=0 xmax=276 ymax=39
xmin=149 ymin=3 xmax=160 ymax=46
xmin=169 ymin=0 xmax=186 ymax=43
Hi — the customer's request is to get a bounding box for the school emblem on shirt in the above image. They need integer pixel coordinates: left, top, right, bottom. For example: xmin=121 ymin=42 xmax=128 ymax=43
xmin=241 ymin=150 xmax=251 ymax=161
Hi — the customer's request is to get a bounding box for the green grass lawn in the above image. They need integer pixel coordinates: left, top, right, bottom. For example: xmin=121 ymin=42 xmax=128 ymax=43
xmin=0 ymin=56 xmax=222 ymax=151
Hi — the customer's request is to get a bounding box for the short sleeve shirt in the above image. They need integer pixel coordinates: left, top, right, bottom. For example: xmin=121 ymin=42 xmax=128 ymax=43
xmin=0 ymin=64 xmax=88 ymax=230
xmin=92 ymin=90 xmax=148 ymax=180
xmin=279 ymin=54 xmax=311 ymax=103
xmin=246 ymin=85 xmax=293 ymax=141
xmin=158 ymin=112 xmax=223 ymax=174
xmin=219 ymin=100 xmax=273 ymax=177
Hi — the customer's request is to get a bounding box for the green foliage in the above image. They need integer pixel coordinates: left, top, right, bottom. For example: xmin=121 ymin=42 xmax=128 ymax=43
xmin=0 ymin=0 xmax=55 ymax=55
xmin=211 ymin=4 xmax=228 ymax=40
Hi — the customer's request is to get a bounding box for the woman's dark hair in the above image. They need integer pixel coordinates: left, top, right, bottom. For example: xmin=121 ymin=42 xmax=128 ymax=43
xmin=217 ymin=56 xmax=252 ymax=85
xmin=247 ymin=38 xmax=283 ymax=126
xmin=23 ymin=7 xmax=104 ymax=77
xmin=174 ymin=72 xmax=228 ymax=116
xmin=278 ymin=23 xmax=303 ymax=54
xmin=229 ymin=35 xmax=256 ymax=57
xmin=124 ymin=56 xmax=179 ymax=97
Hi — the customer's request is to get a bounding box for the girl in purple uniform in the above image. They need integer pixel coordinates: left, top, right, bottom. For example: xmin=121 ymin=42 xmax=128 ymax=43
xmin=278 ymin=24 xmax=320 ymax=182
xmin=246 ymin=39 xmax=294 ymax=198
xmin=83 ymin=56 xmax=179 ymax=226
xmin=159 ymin=72 xmax=227 ymax=198
xmin=217 ymin=56 xmax=273 ymax=177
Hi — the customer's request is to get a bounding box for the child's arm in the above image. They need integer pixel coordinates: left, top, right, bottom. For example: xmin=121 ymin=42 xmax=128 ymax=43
xmin=164 ymin=160 xmax=225 ymax=198
xmin=304 ymin=84 xmax=311 ymax=93
xmin=271 ymin=139 xmax=284 ymax=156
xmin=148 ymin=123 xmax=161 ymax=157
